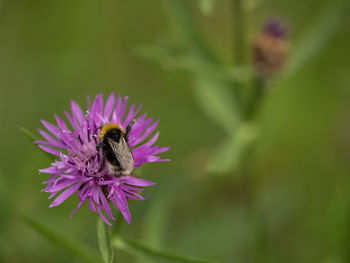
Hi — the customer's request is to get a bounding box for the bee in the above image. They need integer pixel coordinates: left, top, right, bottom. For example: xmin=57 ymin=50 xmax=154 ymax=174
xmin=95 ymin=120 xmax=135 ymax=176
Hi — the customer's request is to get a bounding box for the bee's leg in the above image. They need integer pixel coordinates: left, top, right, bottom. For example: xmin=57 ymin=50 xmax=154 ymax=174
xmin=96 ymin=142 xmax=103 ymax=151
xmin=93 ymin=126 xmax=103 ymax=137
xmin=98 ymin=152 xmax=106 ymax=172
xmin=125 ymin=119 xmax=136 ymax=143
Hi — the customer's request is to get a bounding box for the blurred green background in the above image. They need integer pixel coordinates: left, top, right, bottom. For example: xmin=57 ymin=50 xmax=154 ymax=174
xmin=1 ymin=0 xmax=350 ymax=262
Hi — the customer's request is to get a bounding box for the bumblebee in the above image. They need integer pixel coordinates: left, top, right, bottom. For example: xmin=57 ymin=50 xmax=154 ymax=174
xmin=96 ymin=120 xmax=135 ymax=176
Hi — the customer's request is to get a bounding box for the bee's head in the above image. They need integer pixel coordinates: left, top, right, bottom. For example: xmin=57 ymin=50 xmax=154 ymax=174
xmin=107 ymin=128 xmax=123 ymax=143
xmin=99 ymin=123 xmax=124 ymax=142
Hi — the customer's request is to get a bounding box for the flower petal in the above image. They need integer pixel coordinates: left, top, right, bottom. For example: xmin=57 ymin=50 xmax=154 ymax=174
xmin=97 ymin=207 xmax=112 ymax=225
xmin=49 ymin=182 xmax=82 ymax=208
xmin=130 ymin=120 xmax=159 ymax=147
xmin=37 ymin=130 xmax=66 ymax=148
xmin=41 ymin=120 xmax=60 ymax=137
xmin=121 ymin=176 xmax=156 ymax=187
xmin=70 ymin=199 xmax=86 ymax=218
xmin=38 ymin=145 xmax=61 ymax=156
xmin=71 ymin=100 xmax=85 ymax=126
xmin=91 ymin=94 xmax=104 ymax=121
xmin=103 ymin=93 xmax=115 ymax=121
xmin=122 ymin=103 xmax=142 ymax=128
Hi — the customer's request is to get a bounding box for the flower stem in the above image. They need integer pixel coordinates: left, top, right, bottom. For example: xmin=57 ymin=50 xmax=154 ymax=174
xmin=165 ymin=0 xmax=221 ymax=64
xmin=232 ymin=0 xmax=246 ymax=112
xmin=97 ymin=218 xmax=114 ymax=263
xmin=241 ymin=77 xmax=269 ymax=262
xmin=232 ymin=0 xmax=245 ymax=67
xmin=246 ymin=76 xmax=266 ymax=119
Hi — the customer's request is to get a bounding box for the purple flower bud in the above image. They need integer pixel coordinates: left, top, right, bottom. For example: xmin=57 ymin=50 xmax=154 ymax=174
xmin=253 ymin=18 xmax=289 ymax=78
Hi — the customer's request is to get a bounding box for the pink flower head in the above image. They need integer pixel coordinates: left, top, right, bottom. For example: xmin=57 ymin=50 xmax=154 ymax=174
xmin=36 ymin=94 xmax=170 ymax=225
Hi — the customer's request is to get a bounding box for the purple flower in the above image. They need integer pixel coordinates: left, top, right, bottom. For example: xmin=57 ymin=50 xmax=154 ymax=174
xmin=36 ymin=94 xmax=170 ymax=225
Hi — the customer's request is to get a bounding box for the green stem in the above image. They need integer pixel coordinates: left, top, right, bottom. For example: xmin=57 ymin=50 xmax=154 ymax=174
xmin=232 ymin=0 xmax=246 ymax=112
xmin=240 ymin=77 xmax=268 ymax=262
xmin=246 ymin=76 xmax=265 ymax=119
xmin=97 ymin=218 xmax=114 ymax=263
xmin=165 ymin=0 xmax=221 ymax=64
xmin=114 ymin=238 xmax=218 ymax=263
xmin=232 ymin=1 xmax=268 ymax=261
xmin=232 ymin=0 xmax=245 ymax=66
xmin=19 ymin=127 xmax=37 ymax=142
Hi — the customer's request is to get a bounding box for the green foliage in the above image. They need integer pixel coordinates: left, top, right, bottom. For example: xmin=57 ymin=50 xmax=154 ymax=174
xmin=19 ymin=127 xmax=37 ymax=143
xmin=22 ymin=216 xmax=100 ymax=263
xmin=97 ymin=218 xmax=114 ymax=263
xmin=207 ymin=122 xmax=258 ymax=175
xmin=164 ymin=0 xmax=221 ymax=64
xmin=114 ymin=238 xmax=218 ymax=263
xmin=193 ymin=78 xmax=240 ymax=133
xmin=285 ymin=0 xmax=350 ymax=77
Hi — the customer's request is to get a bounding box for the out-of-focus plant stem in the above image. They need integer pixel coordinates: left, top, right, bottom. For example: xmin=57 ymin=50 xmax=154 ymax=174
xmin=246 ymin=77 xmax=265 ymax=119
xmin=232 ymin=0 xmax=245 ymax=107
xmin=165 ymin=0 xmax=221 ymax=64
xmin=97 ymin=218 xmax=114 ymax=263
xmin=232 ymin=1 xmax=268 ymax=260
xmin=245 ymin=78 xmax=268 ymax=263
xmin=164 ymin=0 xmax=240 ymax=134
xmin=232 ymin=0 xmax=245 ymax=67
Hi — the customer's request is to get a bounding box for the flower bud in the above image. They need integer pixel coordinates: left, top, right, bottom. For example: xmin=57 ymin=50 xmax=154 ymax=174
xmin=253 ymin=19 xmax=289 ymax=78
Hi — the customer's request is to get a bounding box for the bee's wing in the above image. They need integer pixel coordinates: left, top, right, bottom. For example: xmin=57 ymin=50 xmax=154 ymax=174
xmin=107 ymin=137 xmax=134 ymax=172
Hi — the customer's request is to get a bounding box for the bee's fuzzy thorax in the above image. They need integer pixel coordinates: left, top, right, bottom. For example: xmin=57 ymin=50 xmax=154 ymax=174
xmin=99 ymin=123 xmax=123 ymax=141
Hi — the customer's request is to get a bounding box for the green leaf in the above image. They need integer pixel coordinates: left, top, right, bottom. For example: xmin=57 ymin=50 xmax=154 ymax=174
xmin=284 ymin=0 xmax=350 ymax=77
xmin=207 ymin=122 xmax=258 ymax=175
xmin=113 ymin=238 xmax=218 ymax=263
xmin=164 ymin=0 xmax=220 ymax=64
xmin=97 ymin=218 xmax=114 ymax=263
xmin=194 ymin=78 xmax=241 ymax=133
xmin=19 ymin=127 xmax=37 ymax=142
xmin=22 ymin=216 xmax=100 ymax=263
